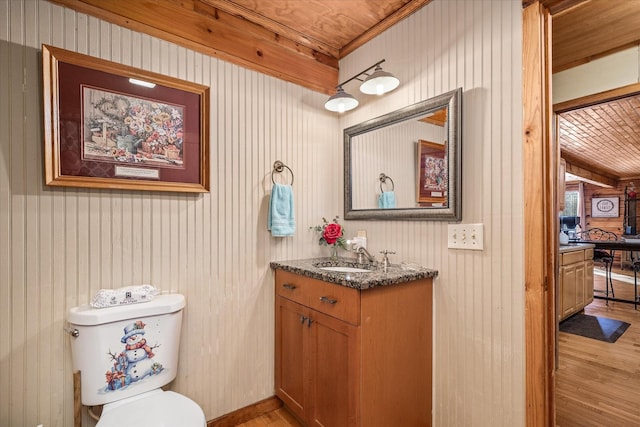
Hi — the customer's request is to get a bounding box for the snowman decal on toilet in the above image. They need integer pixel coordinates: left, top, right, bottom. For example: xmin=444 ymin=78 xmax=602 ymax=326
xmin=105 ymin=320 xmax=163 ymax=391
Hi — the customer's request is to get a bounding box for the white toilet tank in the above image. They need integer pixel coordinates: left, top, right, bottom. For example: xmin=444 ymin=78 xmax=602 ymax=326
xmin=68 ymin=293 xmax=186 ymax=406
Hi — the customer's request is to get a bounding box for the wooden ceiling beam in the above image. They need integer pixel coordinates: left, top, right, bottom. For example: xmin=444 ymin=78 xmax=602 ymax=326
xmin=562 ymin=151 xmax=618 ymax=188
xmin=201 ymin=0 xmax=339 ymax=59
xmin=48 ymin=0 xmax=339 ymax=94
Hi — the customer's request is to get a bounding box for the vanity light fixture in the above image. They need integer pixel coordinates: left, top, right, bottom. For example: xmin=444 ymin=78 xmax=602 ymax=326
xmin=324 ymin=86 xmax=359 ymax=113
xmin=324 ymin=59 xmax=399 ymax=113
xmin=360 ymin=65 xmax=400 ymax=95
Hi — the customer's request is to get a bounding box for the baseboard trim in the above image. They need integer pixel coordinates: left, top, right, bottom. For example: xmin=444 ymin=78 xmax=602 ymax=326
xmin=207 ymin=396 xmax=283 ymax=426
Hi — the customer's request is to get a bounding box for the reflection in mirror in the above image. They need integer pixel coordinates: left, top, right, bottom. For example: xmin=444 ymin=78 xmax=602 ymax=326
xmin=344 ymin=88 xmax=461 ymax=220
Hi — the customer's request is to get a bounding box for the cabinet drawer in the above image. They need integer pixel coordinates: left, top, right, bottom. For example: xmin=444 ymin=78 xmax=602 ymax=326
xmin=585 ymin=248 xmax=594 ymax=260
xmin=275 ymin=270 xmax=360 ymax=325
xmin=275 ymin=270 xmax=310 ymax=306
xmin=562 ymin=250 xmax=584 ymax=265
xmin=305 ymin=277 xmax=360 ymax=325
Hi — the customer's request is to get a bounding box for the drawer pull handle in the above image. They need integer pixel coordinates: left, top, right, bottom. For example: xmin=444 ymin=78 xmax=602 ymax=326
xmin=320 ymin=296 xmax=337 ymax=305
xmin=282 ymin=283 xmax=297 ymax=290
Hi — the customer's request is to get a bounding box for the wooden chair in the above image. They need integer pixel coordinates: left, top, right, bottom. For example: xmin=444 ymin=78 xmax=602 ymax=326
xmin=577 ymin=228 xmax=618 ymax=299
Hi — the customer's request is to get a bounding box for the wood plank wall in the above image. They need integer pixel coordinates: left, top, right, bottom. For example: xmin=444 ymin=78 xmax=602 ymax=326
xmin=568 ymin=180 xmax=634 ymax=266
xmin=0 ymin=0 xmax=525 ymax=426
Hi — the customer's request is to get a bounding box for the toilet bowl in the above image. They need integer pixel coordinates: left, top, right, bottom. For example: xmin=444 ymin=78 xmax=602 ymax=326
xmin=96 ymin=389 xmax=205 ymax=427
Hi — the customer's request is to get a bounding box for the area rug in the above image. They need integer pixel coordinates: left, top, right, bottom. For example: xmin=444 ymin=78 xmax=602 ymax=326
xmin=560 ymin=314 xmax=630 ymax=343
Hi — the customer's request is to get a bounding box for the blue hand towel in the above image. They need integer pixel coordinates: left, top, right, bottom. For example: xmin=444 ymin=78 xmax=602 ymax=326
xmin=378 ymin=191 xmax=397 ymax=209
xmin=268 ymin=183 xmax=295 ymax=236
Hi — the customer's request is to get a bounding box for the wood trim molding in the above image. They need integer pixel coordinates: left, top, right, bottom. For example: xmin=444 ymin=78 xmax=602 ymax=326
xmin=48 ymin=0 xmax=339 ymax=94
xmin=207 ymin=396 xmax=284 ymax=427
xmin=523 ymin=1 xmax=555 ymax=426
xmin=561 ymin=152 xmax=619 ymax=188
xmin=340 ymin=0 xmax=433 ymax=58
xmin=201 ymin=0 xmax=340 ymax=59
xmin=553 ymin=82 xmax=640 ymax=113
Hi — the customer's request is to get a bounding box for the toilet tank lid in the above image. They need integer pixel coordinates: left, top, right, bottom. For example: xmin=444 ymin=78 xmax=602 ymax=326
xmin=68 ymin=293 xmax=185 ymax=326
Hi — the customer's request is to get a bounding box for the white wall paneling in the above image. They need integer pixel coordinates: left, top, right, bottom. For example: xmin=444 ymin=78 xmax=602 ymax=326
xmin=338 ymin=0 xmax=525 ymax=425
xmin=0 ymin=0 xmax=525 ymax=426
xmin=0 ymin=1 xmax=338 ymax=425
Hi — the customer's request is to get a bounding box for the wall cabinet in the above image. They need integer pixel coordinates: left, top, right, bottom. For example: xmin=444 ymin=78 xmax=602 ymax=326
xmin=559 ymin=247 xmax=594 ymax=321
xmin=274 ymin=269 xmax=433 ymax=427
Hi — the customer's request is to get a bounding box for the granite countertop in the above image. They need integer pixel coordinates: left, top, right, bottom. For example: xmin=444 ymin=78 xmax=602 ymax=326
xmin=559 ymin=242 xmax=595 ymax=253
xmin=270 ymin=257 xmax=438 ymax=290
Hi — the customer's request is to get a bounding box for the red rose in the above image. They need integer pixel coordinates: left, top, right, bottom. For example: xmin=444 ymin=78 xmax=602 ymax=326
xmin=323 ymin=223 xmax=342 ymax=245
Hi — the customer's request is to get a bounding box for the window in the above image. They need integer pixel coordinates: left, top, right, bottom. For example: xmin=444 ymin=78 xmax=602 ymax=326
xmin=562 ymin=191 xmax=579 ymax=217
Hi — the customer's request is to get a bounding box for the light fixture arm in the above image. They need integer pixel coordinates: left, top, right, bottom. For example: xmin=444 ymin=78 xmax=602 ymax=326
xmin=335 ymin=59 xmax=386 ymax=90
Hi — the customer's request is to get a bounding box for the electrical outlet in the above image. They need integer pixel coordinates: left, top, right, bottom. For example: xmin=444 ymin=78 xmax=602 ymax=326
xmin=448 ymin=224 xmax=484 ymax=250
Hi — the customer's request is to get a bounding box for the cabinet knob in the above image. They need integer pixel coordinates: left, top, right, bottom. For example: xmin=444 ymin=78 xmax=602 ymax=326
xmin=300 ymin=315 xmax=307 ymax=324
xmin=320 ymin=296 xmax=338 ymax=305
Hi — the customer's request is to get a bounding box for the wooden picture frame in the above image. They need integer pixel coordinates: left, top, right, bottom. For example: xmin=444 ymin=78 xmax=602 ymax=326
xmin=591 ymin=197 xmax=619 ymax=218
xmin=416 ymin=139 xmax=448 ymax=206
xmin=42 ymin=44 xmax=210 ymax=193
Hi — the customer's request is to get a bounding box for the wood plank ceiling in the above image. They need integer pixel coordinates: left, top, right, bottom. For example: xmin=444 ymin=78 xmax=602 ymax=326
xmin=552 ymin=0 xmax=640 ymax=185
xmin=559 ymin=96 xmax=640 ymax=184
xmin=49 ymin=0 xmax=432 ymax=95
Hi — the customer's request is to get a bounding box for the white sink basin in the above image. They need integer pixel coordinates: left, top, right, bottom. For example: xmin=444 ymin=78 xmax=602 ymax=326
xmin=319 ymin=266 xmax=372 ymax=273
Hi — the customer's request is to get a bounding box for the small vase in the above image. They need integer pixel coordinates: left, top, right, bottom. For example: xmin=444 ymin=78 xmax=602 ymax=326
xmin=330 ymin=246 xmax=338 ymax=260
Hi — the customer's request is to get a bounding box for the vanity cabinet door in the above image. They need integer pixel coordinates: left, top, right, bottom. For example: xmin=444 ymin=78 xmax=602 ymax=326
xmin=275 ymin=295 xmax=360 ymax=427
xmin=308 ymin=308 xmax=360 ymax=427
xmin=275 ymin=296 xmax=308 ymax=421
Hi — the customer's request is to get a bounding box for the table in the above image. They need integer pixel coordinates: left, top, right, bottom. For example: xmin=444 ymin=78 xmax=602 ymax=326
xmin=571 ymin=240 xmax=640 ymax=308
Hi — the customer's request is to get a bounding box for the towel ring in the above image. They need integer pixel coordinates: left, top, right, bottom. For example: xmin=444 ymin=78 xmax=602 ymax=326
xmin=272 ymin=160 xmax=294 ymax=185
xmin=379 ymin=173 xmax=394 ymax=192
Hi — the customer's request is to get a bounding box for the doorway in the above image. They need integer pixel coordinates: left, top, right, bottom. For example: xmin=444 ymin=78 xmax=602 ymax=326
xmin=523 ymin=1 xmax=640 ymax=425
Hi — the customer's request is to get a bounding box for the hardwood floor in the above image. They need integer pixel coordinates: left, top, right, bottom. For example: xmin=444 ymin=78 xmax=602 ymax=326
xmin=234 ymin=408 xmax=302 ymax=427
xmin=556 ymin=266 xmax=640 ymax=427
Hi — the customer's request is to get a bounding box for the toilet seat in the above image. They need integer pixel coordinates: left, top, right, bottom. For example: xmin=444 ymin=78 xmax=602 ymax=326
xmin=96 ymin=389 xmax=205 ymax=427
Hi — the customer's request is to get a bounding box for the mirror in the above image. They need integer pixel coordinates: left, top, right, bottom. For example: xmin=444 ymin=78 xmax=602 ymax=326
xmin=344 ymin=88 xmax=462 ymax=220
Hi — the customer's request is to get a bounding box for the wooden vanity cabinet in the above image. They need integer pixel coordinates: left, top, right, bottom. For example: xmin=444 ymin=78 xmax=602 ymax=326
xmin=274 ymin=269 xmax=433 ymax=427
xmin=559 ymin=247 xmax=594 ymax=320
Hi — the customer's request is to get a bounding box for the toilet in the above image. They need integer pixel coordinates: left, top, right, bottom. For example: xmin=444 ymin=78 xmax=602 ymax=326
xmin=67 ymin=293 xmax=205 ymax=426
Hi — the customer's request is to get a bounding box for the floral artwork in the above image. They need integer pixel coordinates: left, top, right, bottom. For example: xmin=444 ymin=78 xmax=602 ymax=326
xmin=82 ymin=86 xmax=185 ymax=168
xmin=422 ymin=156 xmax=447 ymax=191
xmin=417 ymin=139 xmax=448 ymax=206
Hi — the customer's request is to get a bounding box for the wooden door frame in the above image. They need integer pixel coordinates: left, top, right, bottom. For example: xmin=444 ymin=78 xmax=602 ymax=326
xmin=523 ymin=1 xmax=556 ymax=426
xmin=522 ymin=1 xmax=619 ymax=425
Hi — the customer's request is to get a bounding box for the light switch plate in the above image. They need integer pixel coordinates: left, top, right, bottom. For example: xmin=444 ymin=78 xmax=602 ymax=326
xmin=448 ymin=224 xmax=484 ymax=250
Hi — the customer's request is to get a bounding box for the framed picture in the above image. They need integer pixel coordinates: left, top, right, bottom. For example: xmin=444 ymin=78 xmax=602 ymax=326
xmin=591 ymin=197 xmax=619 ymax=217
xmin=416 ymin=139 xmax=448 ymax=206
xmin=42 ymin=44 xmax=210 ymax=192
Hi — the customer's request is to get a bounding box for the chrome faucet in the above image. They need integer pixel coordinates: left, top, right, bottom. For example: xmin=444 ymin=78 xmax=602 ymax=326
xmin=380 ymin=250 xmax=396 ymax=272
xmin=356 ymin=246 xmax=376 ymax=264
